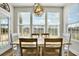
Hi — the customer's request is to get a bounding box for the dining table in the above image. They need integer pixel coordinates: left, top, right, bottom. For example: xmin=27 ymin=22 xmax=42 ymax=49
xmin=12 ymin=36 xmax=71 ymax=56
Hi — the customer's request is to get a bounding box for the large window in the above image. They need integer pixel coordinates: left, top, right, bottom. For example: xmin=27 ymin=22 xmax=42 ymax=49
xmin=67 ymin=4 xmax=79 ymax=40
xmin=18 ymin=8 xmax=62 ymax=37
xmin=47 ymin=12 xmax=60 ymax=36
xmin=18 ymin=12 xmax=31 ymax=37
xmin=0 ymin=13 xmax=9 ymax=51
xmin=32 ymin=13 xmax=45 ymax=33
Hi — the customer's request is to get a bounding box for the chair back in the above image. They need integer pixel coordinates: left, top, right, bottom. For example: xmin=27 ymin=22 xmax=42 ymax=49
xmin=63 ymin=33 xmax=71 ymax=43
xmin=19 ymin=38 xmax=38 ymax=56
xmin=44 ymin=38 xmax=63 ymax=47
xmin=19 ymin=38 xmax=37 ymax=48
xmin=10 ymin=33 xmax=18 ymax=44
xmin=43 ymin=38 xmax=63 ymax=56
xmin=63 ymin=33 xmax=71 ymax=56
xmin=41 ymin=33 xmax=49 ymax=38
xmin=10 ymin=33 xmax=18 ymax=55
xmin=31 ymin=33 xmax=39 ymax=38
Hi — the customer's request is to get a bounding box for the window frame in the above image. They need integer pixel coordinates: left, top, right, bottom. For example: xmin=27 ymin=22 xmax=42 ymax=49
xmin=15 ymin=7 xmax=63 ymax=37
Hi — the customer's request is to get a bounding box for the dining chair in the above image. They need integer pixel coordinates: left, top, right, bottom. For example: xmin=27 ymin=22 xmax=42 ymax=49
xmin=10 ymin=33 xmax=18 ymax=56
xmin=41 ymin=33 xmax=49 ymax=38
xmin=31 ymin=33 xmax=39 ymax=38
xmin=42 ymin=38 xmax=63 ymax=56
xmin=63 ymin=33 xmax=71 ymax=56
xmin=19 ymin=38 xmax=39 ymax=56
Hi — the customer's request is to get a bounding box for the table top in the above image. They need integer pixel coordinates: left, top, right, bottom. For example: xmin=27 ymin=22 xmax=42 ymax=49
xmin=12 ymin=36 xmax=71 ymax=45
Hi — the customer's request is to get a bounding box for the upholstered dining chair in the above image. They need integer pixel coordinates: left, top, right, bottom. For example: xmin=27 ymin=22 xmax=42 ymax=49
xmin=10 ymin=33 xmax=18 ymax=56
xmin=41 ymin=33 xmax=49 ymax=38
xmin=19 ymin=38 xmax=39 ymax=56
xmin=63 ymin=33 xmax=71 ymax=56
xmin=31 ymin=33 xmax=39 ymax=38
xmin=42 ymin=38 xmax=63 ymax=56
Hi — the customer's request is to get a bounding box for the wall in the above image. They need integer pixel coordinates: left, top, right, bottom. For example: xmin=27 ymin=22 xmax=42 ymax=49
xmin=63 ymin=4 xmax=69 ymax=33
xmin=9 ymin=4 xmax=14 ymax=33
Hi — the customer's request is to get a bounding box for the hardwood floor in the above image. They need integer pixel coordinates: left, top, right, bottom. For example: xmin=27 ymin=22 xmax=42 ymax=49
xmin=0 ymin=49 xmax=76 ymax=56
xmin=0 ymin=48 xmax=13 ymax=56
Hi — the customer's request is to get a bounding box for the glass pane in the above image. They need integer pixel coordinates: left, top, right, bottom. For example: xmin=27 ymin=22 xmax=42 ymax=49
xmin=19 ymin=12 xmax=30 ymax=37
xmin=0 ymin=13 xmax=9 ymax=49
xmin=68 ymin=4 xmax=79 ymax=24
xmin=32 ymin=13 xmax=45 ymax=34
xmin=67 ymin=4 xmax=79 ymax=40
xmin=47 ymin=12 xmax=60 ymax=36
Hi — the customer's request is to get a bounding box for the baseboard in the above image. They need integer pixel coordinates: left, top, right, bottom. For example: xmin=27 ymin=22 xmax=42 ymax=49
xmin=70 ymin=49 xmax=79 ymax=56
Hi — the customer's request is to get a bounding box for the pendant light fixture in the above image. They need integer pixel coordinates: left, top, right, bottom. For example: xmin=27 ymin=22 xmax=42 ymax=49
xmin=33 ymin=3 xmax=44 ymax=16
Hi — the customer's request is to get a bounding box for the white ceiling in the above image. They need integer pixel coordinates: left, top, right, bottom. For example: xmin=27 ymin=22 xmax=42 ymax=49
xmin=11 ymin=3 xmax=67 ymax=7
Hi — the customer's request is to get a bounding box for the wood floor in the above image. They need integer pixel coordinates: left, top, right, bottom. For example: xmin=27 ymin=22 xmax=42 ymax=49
xmin=1 ymin=48 xmax=76 ymax=56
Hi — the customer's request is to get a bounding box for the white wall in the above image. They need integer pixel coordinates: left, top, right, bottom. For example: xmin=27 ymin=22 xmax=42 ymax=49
xmin=63 ymin=4 xmax=72 ymax=33
xmin=9 ymin=4 xmax=14 ymax=33
xmin=8 ymin=4 xmax=14 ymax=48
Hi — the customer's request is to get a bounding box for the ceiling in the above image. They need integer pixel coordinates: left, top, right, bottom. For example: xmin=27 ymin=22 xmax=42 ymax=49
xmin=10 ymin=3 xmax=67 ymax=7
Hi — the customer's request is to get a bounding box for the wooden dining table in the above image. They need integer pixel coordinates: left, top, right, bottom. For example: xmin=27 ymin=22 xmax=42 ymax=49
xmin=12 ymin=36 xmax=71 ymax=56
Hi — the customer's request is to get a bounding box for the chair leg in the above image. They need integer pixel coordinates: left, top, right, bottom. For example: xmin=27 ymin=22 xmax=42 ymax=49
xmin=36 ymin=49 xmax=39 ymax=56
xmin=36 ymin=47 xmax=40 ymax=56
xmin=59 ymin=48 xmax=62 ymax=56
xmin=38 ymin=46 xmax=40 ymax=56
xmin=42 ymin=48 xmax=44 ymax=56
xmin=20 ymin=49 xmax=23 ymax=56
xmin=67 ymin=45 xmax=70 ymax=56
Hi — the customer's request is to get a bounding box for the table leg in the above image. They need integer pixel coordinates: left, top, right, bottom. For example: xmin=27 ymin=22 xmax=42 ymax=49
xmin=39 ymin=46 xmax=42 ymax=56
xmin=38 ymin=45 xmax=43 ymax=56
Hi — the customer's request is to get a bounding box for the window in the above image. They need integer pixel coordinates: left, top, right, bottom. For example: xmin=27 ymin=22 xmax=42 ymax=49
xmin=67 ymin=4 xmax=79 ymax=40
xmin=32 ymin=13 xmax=45 ymax=33
xmin=17 ymin=8 xmax=62 ymax=37
xmin=47 ymin=12 xmax=60 ymax=36
xmin=0 ymin=13 xmax=9 ymax=50
xmin=18 ymin=12 xmax=30 ymax=37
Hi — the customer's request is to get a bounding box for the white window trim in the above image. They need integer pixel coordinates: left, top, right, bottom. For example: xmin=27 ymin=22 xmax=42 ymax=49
xmin=0 ymin=7 xmax=11 ymax=55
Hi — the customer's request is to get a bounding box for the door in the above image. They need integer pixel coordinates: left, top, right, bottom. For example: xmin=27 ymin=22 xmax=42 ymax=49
xmin=0 ymin=12 xmax=10 ymax=54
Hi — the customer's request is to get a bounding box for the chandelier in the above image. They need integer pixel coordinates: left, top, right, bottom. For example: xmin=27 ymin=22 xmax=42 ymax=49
xmin=33 ymin=3 xmax=44 ymax=16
